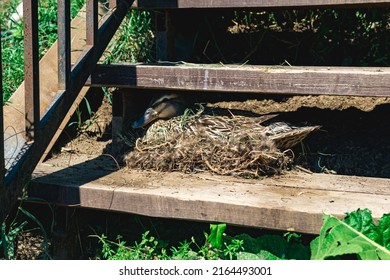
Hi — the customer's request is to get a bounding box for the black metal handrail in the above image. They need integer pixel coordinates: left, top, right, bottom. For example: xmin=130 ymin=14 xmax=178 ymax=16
xmin=0 ymin=22 xmax=4 ymax=196
xmin=0 ymin=0 xmax=133 ymax=222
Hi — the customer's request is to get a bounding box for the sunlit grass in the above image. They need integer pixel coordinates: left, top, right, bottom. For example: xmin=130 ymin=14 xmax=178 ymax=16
xmin=103 ymin=9 xmax=155 ymax=64
xmin=1 ymin=0 xmax=86 ymax=103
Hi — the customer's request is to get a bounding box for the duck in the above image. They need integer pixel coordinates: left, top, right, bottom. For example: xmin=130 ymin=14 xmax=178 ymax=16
xmin=131 ymin=93 xmax=187 ymax=129
xmin=191 ymin=115 xmax=320 ymax=151
xmin=126 ymin=97 xmax=320 ymax=176
xmin=134 ymin=95 xmax=320 ymax=151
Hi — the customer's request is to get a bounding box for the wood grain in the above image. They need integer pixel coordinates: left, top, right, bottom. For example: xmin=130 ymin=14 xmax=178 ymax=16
xmin=87 ymin=64 xmax=390 ymax=97
xmin=30 ymin=155 xmax=390 ymax=234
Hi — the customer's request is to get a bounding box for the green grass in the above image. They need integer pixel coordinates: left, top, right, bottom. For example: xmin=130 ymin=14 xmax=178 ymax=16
xmin=103 ymin=9 xmax=154 ymax=64
xmin=93 ymin=224 xmax=246 ymax=260
xmin=1 ymin=0 xmax=86 ymax=104
xmin=1 ymin=1 xmax=154 ymax=105
xmin=1 ymin=193 xmax=53 ymax=260
xmin=92 ymin=209 xmax=390 ymax=260
xmin=100 ymin=9 xmax=154 ymax=104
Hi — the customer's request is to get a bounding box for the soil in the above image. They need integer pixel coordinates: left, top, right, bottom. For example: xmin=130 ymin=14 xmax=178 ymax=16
xmin=214 ymin=95 xmax=390 ymax=113
xmin=16 ymin=232 xmax=50 ymax=260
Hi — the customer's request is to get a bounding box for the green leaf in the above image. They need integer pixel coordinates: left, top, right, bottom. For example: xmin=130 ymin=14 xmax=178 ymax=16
xmin=287 ymin=243 xmax=311 ymax=260
xmin=237 ymin=251 xmax=281 ymax=260
xmin=344 ymin=209 xmax=380 ymax=243
xmin=310 ymin=212 xmax=390 ymax=260
xmin=84 ymin=97 xmax=92 ymax=116
xmin=237 ymin=252 xmax=262 ymax=260
xmin=1 ymin=220 xmax=27 ymax=259
xmin=225 ymin=233 xmax=309 ymax=259
xmin=208 ymin=224 xmax=226 ymax=249
xmin=378 ymin=214 xmax=390 ymax=250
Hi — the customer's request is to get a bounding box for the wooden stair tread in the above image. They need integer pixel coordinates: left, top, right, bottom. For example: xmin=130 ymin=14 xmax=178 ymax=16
xmin=30 ymin=154 xmax=390 ymax=234
xmin=88 ymin=64 xmax=390 ymax=97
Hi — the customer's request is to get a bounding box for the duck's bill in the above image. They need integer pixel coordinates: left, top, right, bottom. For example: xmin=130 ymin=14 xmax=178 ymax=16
xmin=131 ymin=108 xmax=158 ymax=129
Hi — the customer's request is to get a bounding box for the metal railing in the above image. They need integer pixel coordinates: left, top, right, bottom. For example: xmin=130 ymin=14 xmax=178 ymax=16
xmin=0 ymin=23 xmax=4 ymax=201
xmin=0 ymin=0 xmax=133 ymax=221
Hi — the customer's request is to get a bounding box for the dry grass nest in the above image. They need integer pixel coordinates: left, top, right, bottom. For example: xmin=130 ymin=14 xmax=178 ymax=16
xmin=122 ymin=107 xmax=319 ymax=178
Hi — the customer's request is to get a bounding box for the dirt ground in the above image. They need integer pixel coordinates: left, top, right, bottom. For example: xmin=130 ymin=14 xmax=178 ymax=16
xmin=214 ymin=95 xmax=390 ymax=113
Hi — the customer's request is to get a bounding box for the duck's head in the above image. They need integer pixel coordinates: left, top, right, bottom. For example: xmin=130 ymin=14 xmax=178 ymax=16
xmin=132 ymin=93 xmax=187 ymax=129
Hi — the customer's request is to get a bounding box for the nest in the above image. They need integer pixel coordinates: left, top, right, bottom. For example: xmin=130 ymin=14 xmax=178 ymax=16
xmin=123 ymin=109 xmax=303 ymax=178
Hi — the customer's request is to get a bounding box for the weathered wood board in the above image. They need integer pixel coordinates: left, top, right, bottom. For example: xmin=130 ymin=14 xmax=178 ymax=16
xmin=30 ymin=155 xmax=390 ymax=234
xmin=132 ymin=0 xmax=390 ymax=9
xmin=87 ymin=64 xmax=390 ymax=97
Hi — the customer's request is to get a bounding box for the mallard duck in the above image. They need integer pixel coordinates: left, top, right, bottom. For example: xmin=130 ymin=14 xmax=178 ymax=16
xmin=126 ymin=98 xmax=320 ymax=177
xmin=144 ymin=113 xmax=320 ymax=151
xmin=131 ymin=93 xmax=319 ymax=150
xmin=194 ymin=115 xmax=320 ymax=151
xmin=131 ymin=93 xmax=187 ymax=129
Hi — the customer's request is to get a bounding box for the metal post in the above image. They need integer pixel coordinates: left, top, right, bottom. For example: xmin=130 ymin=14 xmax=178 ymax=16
xmin=109 ymin=0 xmax=118 ymax=9
xmin=23 ymin=0 xmax=40 ymax=142
xmin=58 ymin=0 xmax=71 ymax=91
xmin=86 ymin=0 xmax=99 ymax=47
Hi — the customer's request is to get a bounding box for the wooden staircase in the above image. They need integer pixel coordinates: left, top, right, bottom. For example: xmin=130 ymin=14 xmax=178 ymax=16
xmin=2 ymin=0 xmax=390 ymax=233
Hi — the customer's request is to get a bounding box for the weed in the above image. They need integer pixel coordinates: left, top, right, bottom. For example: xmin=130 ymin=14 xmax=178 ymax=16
xmin=103 ymin=9 xmax=154 ymax=64
xmin=92 ymin=223 xmax=251 ymax=260
xmin=223 ymin=239 xmax=244 ymax=260
xmin=170 ymin=239 xmax=199 ymax=260
xmin=0 ymin=195 xmax=53 ymax=259
xmin=0 ymin=218 xmax=27 ymax=259
xmin=100 ymin=9 xmax=155 ymax=105
xmin=93 ymin=231 xmax=169 ymax=260
xmin=92 ymin=209 xmax=390 ymax=260
xmin=101 ymin=87 xmax=112 ymax=105
xmin=1 ymin=0 xmax=86 ymax=104
xmin=68 ymin=97 xmax=98 ymax=133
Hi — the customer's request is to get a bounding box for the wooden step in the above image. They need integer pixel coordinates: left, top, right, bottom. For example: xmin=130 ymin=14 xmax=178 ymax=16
xmin=132 ymin=0 xmax=390 ymax=9
xmin=87 ymin=63 xmax=390 ymax=97
xmin=30 ymin=154 xmax=390 ymax=234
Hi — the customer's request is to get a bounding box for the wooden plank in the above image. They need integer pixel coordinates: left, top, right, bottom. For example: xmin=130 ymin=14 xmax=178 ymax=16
xmin=29 ymin=155 xmax=390 ymax=234
xmin=132 ymin=0 xmax=390 ymax=9
xmin=87 ymin=64 xmax=390 ymax=97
